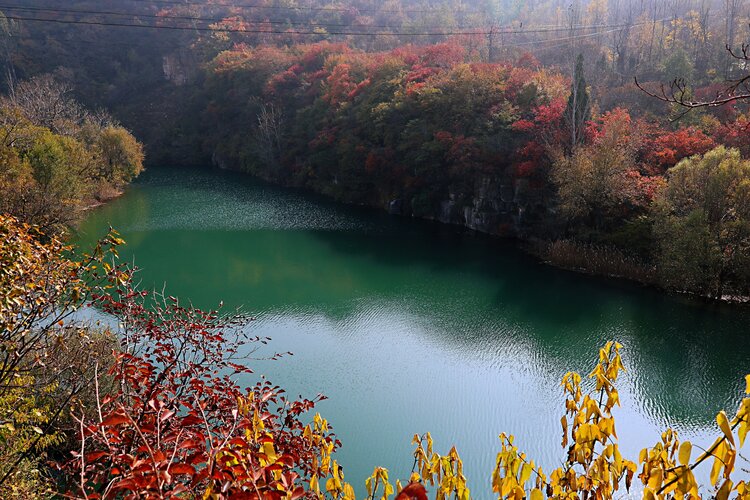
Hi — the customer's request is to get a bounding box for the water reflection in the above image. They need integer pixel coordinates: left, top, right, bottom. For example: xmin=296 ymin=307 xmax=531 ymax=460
xmin=75 ymin=166 xmax=750 ymax=496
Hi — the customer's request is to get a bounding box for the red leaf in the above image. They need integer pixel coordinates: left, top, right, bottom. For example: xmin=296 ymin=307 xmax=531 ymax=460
xmin=101 ymin=414 xmax=129 ymax=427
xmin=85 ymin=451 xmax=108 ymax=462
xmin=169 ymin=463 xmax=196 ymax=476
xmin=179 ymin=439 xmax=200 ymax=450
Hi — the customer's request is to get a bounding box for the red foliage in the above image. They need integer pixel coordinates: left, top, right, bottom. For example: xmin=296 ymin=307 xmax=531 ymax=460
xmin=420 ymin=42 xmax=465 ymax=68
xmin=406 ymin=81 xmax=427 ymax=96
xmin=434 ymin=130 xmax=452 ymax=143
xmin=323 ymin=63 xmax=357 ymax=106
xmin=506 ymin=67 xmax=536 ymax=99
xmin=516 ymin=52 xmax=540 ymax=69
xmin=514 ymin=160 xmax=537 ymax=178
xmin=266 ymin=68 xmax=301 ymax=96
xmin=405 ymin=65 xmax=440 ymax=84
xmin=642 ymin=127 xmax=716 ymax=172
xmin=712 ymin=116 xmax=750 ymax=157
xmin=310 ymin=127 xmax=339 ymax=148
xmin=348 ymin=78 xmax=371 ymax=100
xmin=511 ymin=119 xmax=535 ymax=133
xmin=695 ymin=83 xmax=738 ymax=122
xmin=533 ymin=98 xmax=566 ymax=128
xmin=299 ymin=42 xmax=351 ymax=72
xmin=622 ymin=169 xmax=666 ymax=209
xmin=62 ymin=273 xmax=337 ymax=499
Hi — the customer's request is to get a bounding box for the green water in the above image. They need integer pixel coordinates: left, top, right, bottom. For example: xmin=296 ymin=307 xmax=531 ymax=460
xmin=76 ymin=166 xmax=750 ymax=496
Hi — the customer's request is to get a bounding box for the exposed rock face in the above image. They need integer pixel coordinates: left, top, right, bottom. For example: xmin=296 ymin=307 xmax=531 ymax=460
xmin=404 ymin=176 xmax=545 ymax=238
xmin=213 ymin=146 xmax=550 ymax=239
xmin=162 ymin=51 xmax=197 ymax=86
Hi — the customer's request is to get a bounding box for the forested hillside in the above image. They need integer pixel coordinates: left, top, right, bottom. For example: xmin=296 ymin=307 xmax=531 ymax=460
xmin=2 ymin=2 xmax=750 ymax=499
xmin=0 ymin=0 xmax=749 ymax=294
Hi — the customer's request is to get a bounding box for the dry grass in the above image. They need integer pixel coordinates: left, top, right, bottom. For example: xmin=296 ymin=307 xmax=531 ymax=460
xmin=537 ymin=239 xmax=656 ymax=285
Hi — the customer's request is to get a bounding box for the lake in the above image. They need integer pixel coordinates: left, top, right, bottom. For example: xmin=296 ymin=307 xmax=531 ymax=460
xmin=76 ymin=166 xmax=750 ymax=497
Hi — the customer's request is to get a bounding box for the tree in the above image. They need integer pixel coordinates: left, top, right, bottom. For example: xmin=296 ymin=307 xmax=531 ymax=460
xmin=0 ymin=215 xmax=121 ymax=496
xmin=95 ymin=126 xmax=145 ymax=187
xmin=9 ymin=75 xmax=85 ymax=137
xmin=652 ymin=146 xmax=750 ymax=298
xmin=256 ymin=102 xmax=283 ymax=168
xmin=551 ymin=112 xmax=637 ymax=233
xmin=563 ymin=54 xmax=590 ymax=149
xmin=636 ymin=41 xmax=750 ymax=112
xmin=661 ymin=47 xmax=694 ymax=82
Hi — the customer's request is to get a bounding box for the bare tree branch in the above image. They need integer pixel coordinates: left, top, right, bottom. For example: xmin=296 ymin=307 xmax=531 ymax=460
xmin=636 ymin=41 xmax=750 ymax=113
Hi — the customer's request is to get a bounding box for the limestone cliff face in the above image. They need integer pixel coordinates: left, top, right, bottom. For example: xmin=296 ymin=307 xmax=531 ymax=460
xmin=386 ymin=176 xmax=552 ymax=238
xmin=211 ymin=151 xmax=553 ymax=239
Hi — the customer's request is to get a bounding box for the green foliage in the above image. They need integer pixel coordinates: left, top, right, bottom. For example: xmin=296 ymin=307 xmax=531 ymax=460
xmin=661 ymin=48 xmax=695 ymax=82
xmin=95 ymin=126 xmax=145 ymax=186
xmin=652 ymin=146 xmax=750 ymax=297
xmin=551 ymin=116 xmax=635 ymax=232
xmin=0 ymin=76 xmax=144 ymax=233
xmin=0 ymin=375 xmax=61 ymax=500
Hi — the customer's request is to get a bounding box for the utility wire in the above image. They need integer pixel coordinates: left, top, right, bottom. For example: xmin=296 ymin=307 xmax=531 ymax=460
xmin=0 ymin=4 xmax=476 ymax=29
xmin=40 ymin=0 xmax=485 ymax=16
xmin=0 ymin=10 xmax=663 ymax=39
xmin=0 ymin=14 xmax=489 ymax=35
xmin=0 ymin=4 xmax=652 ymax=33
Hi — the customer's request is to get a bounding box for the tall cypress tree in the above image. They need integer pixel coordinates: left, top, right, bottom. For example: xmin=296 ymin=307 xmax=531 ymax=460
xmin=564 ymin=54 xmax=591 ymax=149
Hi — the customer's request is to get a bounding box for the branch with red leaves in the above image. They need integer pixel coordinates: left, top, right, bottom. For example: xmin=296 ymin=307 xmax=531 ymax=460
xmin=61 ymin=272 xmax=338 ymax=499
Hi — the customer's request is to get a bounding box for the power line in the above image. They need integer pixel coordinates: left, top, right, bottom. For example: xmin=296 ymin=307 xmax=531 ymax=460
xmin=0 ymin=7 xmax=658 ymax=37
xmin=44 ymin=0 xmax=484 ymax=16
xmin=0 ymin=4 xmax=500 ymax=31
xmin=0 ymin=14 xmax=489 ymax=35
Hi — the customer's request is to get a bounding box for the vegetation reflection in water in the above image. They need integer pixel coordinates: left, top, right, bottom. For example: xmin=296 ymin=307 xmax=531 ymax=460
xmin=75 ymin=166 xmax=750 ymax=496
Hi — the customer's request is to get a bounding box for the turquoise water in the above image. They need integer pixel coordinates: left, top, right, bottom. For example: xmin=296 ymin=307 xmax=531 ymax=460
xmin=76 ymin=166 xmax=750 ymax=496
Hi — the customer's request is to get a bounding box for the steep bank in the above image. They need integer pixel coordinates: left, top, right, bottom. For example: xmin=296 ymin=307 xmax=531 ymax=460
xmin=199 ymin=43 xmax=570 ymax=241
xmin=187 ymin=42 xmax=749 ymax=300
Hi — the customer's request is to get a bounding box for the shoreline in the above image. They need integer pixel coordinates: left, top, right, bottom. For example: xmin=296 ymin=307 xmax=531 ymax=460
xmin=201 ymin=163 xmax=750 ymax=306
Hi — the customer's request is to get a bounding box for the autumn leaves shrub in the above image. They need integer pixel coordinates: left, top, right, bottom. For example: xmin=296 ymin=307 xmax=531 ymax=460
xmin=0 ymin=214 xmax=340 ymax=499
xmin=65 ymin=285 xmax=339 ymax=499
xmin=652 ymin=146 xmax=750 ymax=298
xmin=0 ymin=214 xmax=123 ymax=495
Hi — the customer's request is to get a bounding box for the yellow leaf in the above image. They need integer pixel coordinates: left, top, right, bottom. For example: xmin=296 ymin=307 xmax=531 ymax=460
xmin=717 ymin=411 xmax=734 ymax=445
xmin=711 ymin=456 xmax=722 ymax=486
xmin=520 ymin=463 xmax=532 ymax=485
xmin=678 ymin=441 xmax=692 ymax=466
xmin=745 ymin=374 xmax=750 ymax=394
xmin=530 ymin=488 xmax=544 ymax=500
xmin=716 ymin=479 xmax=734 ymax=500
xmin=647 ymin=468 xmax=663 ymax=491
xmin=501 ymin=477 xmax=513 ymax=497
xmin=739 ymin=421 xmax=748 ymax=448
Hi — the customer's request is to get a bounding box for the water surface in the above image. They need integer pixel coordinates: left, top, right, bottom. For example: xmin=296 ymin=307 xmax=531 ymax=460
xmin=76 ymin=167 xmax=750 ymax=496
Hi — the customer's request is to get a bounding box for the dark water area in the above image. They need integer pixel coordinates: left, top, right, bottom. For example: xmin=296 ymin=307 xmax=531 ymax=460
xmin=76 ymin=166 xmax=750 ymax=497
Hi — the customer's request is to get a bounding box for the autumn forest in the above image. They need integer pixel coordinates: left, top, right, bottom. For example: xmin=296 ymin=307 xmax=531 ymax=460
xmin=1 ymin=0 xmax=750 ymax=498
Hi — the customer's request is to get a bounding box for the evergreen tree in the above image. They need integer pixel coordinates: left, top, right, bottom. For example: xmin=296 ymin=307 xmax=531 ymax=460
xmin=564 ymin=54 xmax=591 ymax=149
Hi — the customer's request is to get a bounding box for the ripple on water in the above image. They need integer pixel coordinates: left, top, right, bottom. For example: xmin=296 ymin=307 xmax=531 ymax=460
xmin=76 ymin=167 xmax=750 ymax=497
xmin=122 ymin=173 xmax=372 ymax=233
